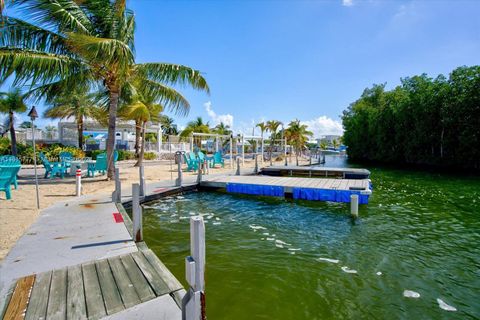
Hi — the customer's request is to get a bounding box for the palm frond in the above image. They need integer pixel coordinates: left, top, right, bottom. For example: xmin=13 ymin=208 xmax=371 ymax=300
xmin=12 ymin=0 xmax=93 ymax=34
xmin=139 ymin=79 xmax=190 ymax=116
xmin=0 ymin=48 xmax=81 ymax=85
xmin=0 ymin=17 xmax=70 ymax=55
xmin=136 ymin=63 xmax=210 ymax=94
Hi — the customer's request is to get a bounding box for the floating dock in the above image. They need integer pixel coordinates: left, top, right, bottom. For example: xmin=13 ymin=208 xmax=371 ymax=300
xmin=201 ymin=175 xmax=372 ymax=204
xmin=260 ymin=166 xmax=371 ymax=179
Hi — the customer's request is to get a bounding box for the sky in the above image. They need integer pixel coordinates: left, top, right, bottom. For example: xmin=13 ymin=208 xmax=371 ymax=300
xmin=2 ymin=0 xmax=480 ymax=138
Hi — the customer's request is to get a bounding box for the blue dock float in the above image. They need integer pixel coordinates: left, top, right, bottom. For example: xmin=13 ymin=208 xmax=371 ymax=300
xmin=201 ymin=176 xmax=372 ymax=204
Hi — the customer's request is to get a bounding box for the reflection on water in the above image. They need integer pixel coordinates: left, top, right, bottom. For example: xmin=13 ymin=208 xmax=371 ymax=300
xmin=142 ymin=155 xmax=480 ymax=319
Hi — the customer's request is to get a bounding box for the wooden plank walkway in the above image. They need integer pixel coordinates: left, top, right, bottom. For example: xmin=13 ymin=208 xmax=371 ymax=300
xmin=260 ymin=166 xmax=370 ymax=179
xmin=1 ymin=248 xmax=183 ymax=320
xmin=202 ymin=175 xmax=371 ymax=192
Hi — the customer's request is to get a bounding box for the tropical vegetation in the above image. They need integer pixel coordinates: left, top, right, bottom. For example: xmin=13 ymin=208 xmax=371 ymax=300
xmin=0 ymin=0 xmax=209 ymax=178
xmin=285 ymin=119 xmax=313 ymax=165
xmin=0 ymin=88 xmax=27 ymax=155
xmin=342 ymin=65 xmax=480 ymax=169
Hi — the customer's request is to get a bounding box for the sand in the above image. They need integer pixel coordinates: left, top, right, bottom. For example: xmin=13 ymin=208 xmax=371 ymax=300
xmin=1 ymin=157 xmax=304 ymax=260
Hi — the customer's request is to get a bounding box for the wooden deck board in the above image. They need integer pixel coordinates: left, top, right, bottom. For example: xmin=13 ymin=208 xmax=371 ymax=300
xmin=46 ymin=269 xmax=67 ymax=320
xmin=95 ymin=259 xmax=125 ymax=315
xmin=131 ymin=252 xmax=170 ymax=297
xmin=3 ymin=275 xmax=36 ymax=320
xmin=120 ymin=254 xmax=156 ymax=303
xmin=108 ymin=257 xmax=141 ymax=309
xmin=82 ymin=262 xmax=106 ymax=319
xmin=66 ymin=265 xmax=87 ymax=320
xmin=25 ymin=271 xmax=52 ymax=320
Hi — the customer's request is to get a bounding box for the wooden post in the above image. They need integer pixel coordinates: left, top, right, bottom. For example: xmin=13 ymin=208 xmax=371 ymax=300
xmin=254 ymin=154 xmax=258 ymax=174
xmin=197 ymin=159 xmax=202 ymax=183
xmin=132 ymin=183 xmax=143 ymax=242
xmin=204 ymin=159 xmax=209 ymax=175
xmin=139 ymin=165 xmax=146 ymax=197
xmin=229 ymin=137 xmax=233 ymax=169
xmin=309 ymin=152 xmax=312 ymax=166
xmin=235 ymin=156 xmax=240 ymax=176
xmin=113 ymin=167 xmax=121 ymax=202
xmin=182 ymin=216 xmax=206 ymax=320
xmin=75 ymin=167 xmax=82 ymax=197
xmin=176 ymin=152 xmax=183 ymax=187
xmin=350 ymin=194 xmax=359 ymax=218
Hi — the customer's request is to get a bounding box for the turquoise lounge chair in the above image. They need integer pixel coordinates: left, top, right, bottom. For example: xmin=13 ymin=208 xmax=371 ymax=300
xmin=184 ymin=152 xmax=198 ymax=172
xmin=59 ymin=151 xmax=73 ymax=169
xmin=39 ymin=153 xmax=67 ymax=179
xmin=0 ymin=155 xmax=21 ymax=189
xmin=212 ymin=151 xmax=225 ymax=167
xmin=87 ymin=151 xmax=118 ymax=177
xmin=197 ymin=151 xmax=214 ymax=168
xmin=0 ymin=165 xmax=21 ymax=199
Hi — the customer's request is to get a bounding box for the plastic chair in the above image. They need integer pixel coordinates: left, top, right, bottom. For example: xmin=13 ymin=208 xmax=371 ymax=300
xmin=39 ymin=153 xmax=67 ymax=179
xmin=0 ymin=165 xmax=21 ymax=199
xmin=0 ymin=155 xmax=21 ymax=189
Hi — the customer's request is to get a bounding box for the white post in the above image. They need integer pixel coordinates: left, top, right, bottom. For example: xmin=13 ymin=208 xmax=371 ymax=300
xmin=182 ymin=216 xmax=206 ymax=320
xmin=190 ymin=136 xmax=194 ymax=152
xmin=284 ymin=138 xmax=288 ymax=166
xmin=75 ymin=166 xmax=82 ymax=197
xmin=229 ymin=137 xmax=233 ymax=169
xmin=114 ymin=168 xmax=121 ymax=202
xmin=204 ymin=159 xmax=209 ymax=175
xmin=197 ymin=159 xmax=202 ymax=183
xmin=215 ymin=134 xmax=219 ymax=152
xmin=176 ymin=152 xmax=183 ymax=187
xmin=236 ymin=156 xmax=240 ymax=176
xmin=157 ymin=127 xmax=162 ymax=153
xmin=132 ymin=183 xmax=143 ymax=242
xmin=350 ymin=194 xmax=359 ymax=218
xmin=139 ymin=165 xmax=146 ymax=197
xmin=241 ymin=134 xmax=245 ymax=166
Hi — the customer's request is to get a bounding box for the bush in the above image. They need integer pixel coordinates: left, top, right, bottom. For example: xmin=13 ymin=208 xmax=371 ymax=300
xmin=0 ymin=137 xmax=10 ymax=155
xmin=117 ymin=150 xmax=136 ymax=161
xmin=144 ymin=152 xmax=157 ymax=160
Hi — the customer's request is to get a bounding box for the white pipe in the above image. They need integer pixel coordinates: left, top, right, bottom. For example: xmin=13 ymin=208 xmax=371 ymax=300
xmin=75 ymin=167 xmax=82 ymax=197
xmin=351 ymin=194 xmax=359 ymax=218
xmin=132 ymin=183 xmax=143 ymax=242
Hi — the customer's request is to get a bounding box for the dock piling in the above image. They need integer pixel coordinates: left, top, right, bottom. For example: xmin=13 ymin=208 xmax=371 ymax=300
xmin=175 ymin=151 xmax=183 ymax=187
xmin=197 ymin=159 xmax=202 ymax=183
xmin=236 ymin=157 xmax=241 ymax=176
xmin=132 ymin=183 xmax=143 ymax=242
xmin=183 ymin=216 xmax=206 ymax=320
xmin=139 ymin=165 xmax=146 ymax=197
xmin=113 ymin=167 xmax=121 ymax=202
xmin=350 ymin=194 xmax=359 ymax=218
xmin=75 ymin=166 xmax=82 ymax=197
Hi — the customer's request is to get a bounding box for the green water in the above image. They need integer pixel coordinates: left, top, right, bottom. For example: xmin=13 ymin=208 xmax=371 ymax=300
xmin=142 ymin=156 xmax=480 ymax=319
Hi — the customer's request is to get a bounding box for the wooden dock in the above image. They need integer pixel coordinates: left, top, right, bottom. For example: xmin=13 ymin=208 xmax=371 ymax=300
xmin=1 ymin=247 xmax=184 ymax=320
xmin=260 ymin=166 xmax=371 ymax=179
xmin=201 ymin=175 xmax=372 ymax=203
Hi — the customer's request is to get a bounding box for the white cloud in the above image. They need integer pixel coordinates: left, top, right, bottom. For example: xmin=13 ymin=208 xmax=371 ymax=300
xmin=204 ymin=101 xmax=234 ymax=128
xmin=301 ymin=116 xmax=344 ymax=138
xmin=342 ymin=0 xmax=353 ymax=7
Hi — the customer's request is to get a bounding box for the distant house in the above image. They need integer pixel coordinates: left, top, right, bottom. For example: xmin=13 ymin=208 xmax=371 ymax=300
xmin=316 ymin=135 xmax=341 ymax=146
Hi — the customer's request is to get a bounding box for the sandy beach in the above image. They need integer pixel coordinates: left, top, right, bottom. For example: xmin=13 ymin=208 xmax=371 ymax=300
xmin=0 ymin=157 xmax=300 ymax=260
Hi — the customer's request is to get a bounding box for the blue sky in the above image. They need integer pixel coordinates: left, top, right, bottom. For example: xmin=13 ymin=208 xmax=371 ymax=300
xmin=2 ymin=0 xmax=480 ymax=138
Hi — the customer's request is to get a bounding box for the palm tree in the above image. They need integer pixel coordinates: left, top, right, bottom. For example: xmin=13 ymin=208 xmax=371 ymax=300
xmin=44 ymin=125 xmax=57 ymax=139
xmin=256 ymin=122 xmax=267 ymax=160
xmin=266 ymin=120 xmax=282 ymax=165
xmin=44 ymin=87 xmax=101 ymax=148
xmin=319 ymin=141 xmax=328 ymax=150
xmin=180 ymin=117 xmax=210 ymax=150
xmin=1 ymin=0 xmax=209 ymax=178
xmin=0 ymin=88 xmax=27 ymax=155
xmin=332 ymin=138 xmax=340 ymax=150
xmin=212 ymin=122 xmax=232 ymax=136
xmin=160 ymin=115 xmax=178 ymax=136
xmin=121 ymin=96 xmax=163 ymax=166
xmin=285 ymin=119 xmax=313 ymax=165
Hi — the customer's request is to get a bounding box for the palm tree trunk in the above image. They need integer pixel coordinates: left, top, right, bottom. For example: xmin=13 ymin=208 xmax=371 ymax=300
xmin=9 ymin=111 xmax=17 ymax=156
xmin=134 ymin=120 xmax=141 ymax=157
xmin=106 ymin=89 xmax=120 ymax=179
xmin=135 ymin=121 xmax=146 ymax=167
xmin=77 ymin=116 xmax=84 ymax=149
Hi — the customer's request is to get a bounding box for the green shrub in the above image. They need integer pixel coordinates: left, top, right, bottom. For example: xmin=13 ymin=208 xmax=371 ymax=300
xmin=144 ymin=152 xmax=157 ymax=160
xmin=117 ymin=150 xmax=136 ymax=161
xmin=0 ymin=137 xmax=11 ymax=155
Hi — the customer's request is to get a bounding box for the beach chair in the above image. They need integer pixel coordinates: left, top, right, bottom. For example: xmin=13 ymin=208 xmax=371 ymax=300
xmin=0 ymin=155 xmax=21 ymax=189
xmin=184 ymin=152 xmax=198 ymax=172
xmin=212 ymin=151 xmax=225 ymax=168
xmin=0 ymin=165 xmax=21 ymax=199
xmin=59 ymin=151 xmax=73 ymax=169
xmin=87 ymin=153 xmax=107 ymax=177
xmin=39 ymin=153 xmax=68 ymax=179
